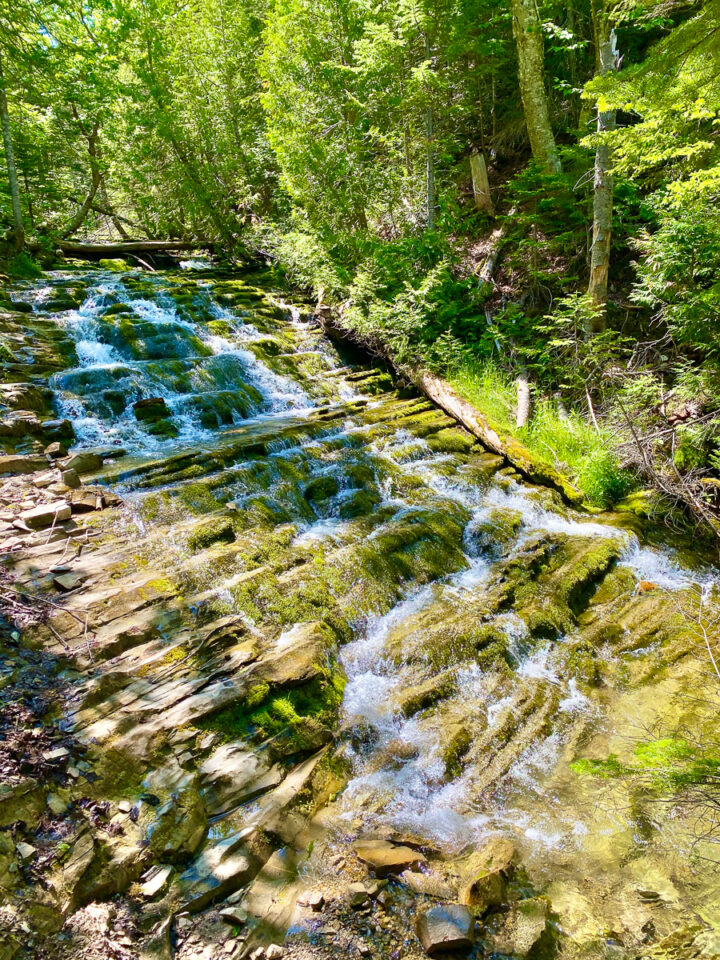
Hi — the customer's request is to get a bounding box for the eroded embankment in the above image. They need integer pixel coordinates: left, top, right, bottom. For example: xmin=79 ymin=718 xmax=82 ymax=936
xmin=0 ymin=263 xmax=718 ymax=960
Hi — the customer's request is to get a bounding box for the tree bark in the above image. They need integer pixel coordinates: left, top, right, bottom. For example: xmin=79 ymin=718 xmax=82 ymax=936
xmin=425 ymin=35 xmax=435 ymax=230
xmin=516 ymin=364 xmax=531 ymax=428
xmin=587 ymin=28 xmax=618 ymax=325
xmin=0 ymin=51 xmax=24 ymax=253
xmin=61 ymin=119 xmax=101 ymax=238
xmin=27 ymin=240 xmax=214 ymax=257
xmin=511 ymin=0 xmax=561 ymax=173
xmin=470 ymin=151 xmax=494 ymax=215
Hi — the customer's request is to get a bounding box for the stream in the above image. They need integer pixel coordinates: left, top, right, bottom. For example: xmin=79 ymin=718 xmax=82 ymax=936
xmin=1 ymin=261 xmax=718 ymax=960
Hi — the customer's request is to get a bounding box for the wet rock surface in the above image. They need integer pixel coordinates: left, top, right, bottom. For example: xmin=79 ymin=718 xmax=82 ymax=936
xmin=0 ymin=263 xmax=718 ymax=960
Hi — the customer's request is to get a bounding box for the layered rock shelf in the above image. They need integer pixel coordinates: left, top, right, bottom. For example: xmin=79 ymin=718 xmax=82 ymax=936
xmin=0 ymin=262 xmax=717 ymax=960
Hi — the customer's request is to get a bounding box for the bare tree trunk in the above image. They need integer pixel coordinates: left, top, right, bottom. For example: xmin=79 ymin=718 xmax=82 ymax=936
xmin=587 ymin=28 xmax=619 ymax=325
xmin=425 ymin=35 xmax=435 ymax=230
xmin=470 ymin=151 xmax=494 ymax=215
xmin=62 ymin=117 xmax=101 ymax=238
xmin=511 ymin=0 xmax=561 ymax=174
xmin=0 ymin=51 xmax=24 ymax=253
xmin=516 ymin=363 xmax=531 ymax=428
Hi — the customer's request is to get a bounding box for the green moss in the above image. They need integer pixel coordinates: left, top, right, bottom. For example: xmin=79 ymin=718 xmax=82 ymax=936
xmin=187 ymin=516 xmax=237 ymax=551
xmin=443 ymin=724 xmax=473 ymax=779
xmin=471 ymin=508 xmax=523 ymax=555
xmin=338 ymin=489 xmax=381 ymax=519
xmin=200 ymin=668 xmax=346 ymax=756
xmin=137 ymin=644 xmax=189 ymax=677
xmin=146 ymin=418 xmax=179 ymax=438
xmin=175 ymin=481 xmax=224 ymax=515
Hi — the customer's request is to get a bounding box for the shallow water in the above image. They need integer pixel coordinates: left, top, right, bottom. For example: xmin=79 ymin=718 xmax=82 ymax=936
xmin=7 ymin=262 xmax=720 ymax=953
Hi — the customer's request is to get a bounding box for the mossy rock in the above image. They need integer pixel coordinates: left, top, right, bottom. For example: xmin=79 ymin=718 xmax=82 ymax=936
xmin=187 ymin=516 xmax=237 ymax=552
xmin=427 ymin=427 xmax=477 ymax=454
xmin=339 ymin=489 xmax=381 ymax=519
xmin=98 ymin=258 xmax=130 ymax=270
xmin=470 ymin=508 xmax=524 ymax=556
xmin=303 ymin=475 xmax=340 ymax=504
xmin=443 ymin=723 xmax=473 ymax=778
xmin=103 ymin=302 xmax=135 ymax=316
xmin=146 ymin=418 xmax=179 ymax=438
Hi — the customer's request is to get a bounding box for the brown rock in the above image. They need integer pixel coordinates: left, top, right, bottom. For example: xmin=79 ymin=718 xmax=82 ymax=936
xmin=489 ymin=898 xmax=548 ymax=957
xmin=60 ymin=468 xmax=81 ymax=489
xmin=0 ymin=455 xmax=48 ymax=476
xmin=45 ymin=442 xmax=68 ymax=459
xmin=353 ymin=839 xmax=426 ymax=877
xmin=458 ymin=838 xmax=515 ymax=912
xmin=64 ymin=452 xmax=103 ymax=475
xmin=21 ymin=500 xmax=71 ymax=529
xmin=71 ymin=491 xmax=99 ymax=514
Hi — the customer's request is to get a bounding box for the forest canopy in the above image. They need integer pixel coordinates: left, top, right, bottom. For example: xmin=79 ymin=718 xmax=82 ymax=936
xmin=3 ymin=0 xmax=720 ymax=531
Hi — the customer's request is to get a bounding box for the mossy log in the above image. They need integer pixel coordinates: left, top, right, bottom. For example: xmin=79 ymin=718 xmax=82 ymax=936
xmin=315 ymin=310 xmax=583 ymax=506
xmin=412 ymin=371 xmax=583 ymax=506
xmin=27 ymin=240 xmax=215 ymax=257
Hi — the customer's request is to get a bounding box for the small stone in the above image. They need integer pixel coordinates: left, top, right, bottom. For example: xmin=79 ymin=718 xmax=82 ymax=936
xmin=60 ymin=468 xmax=81 ymax=489
xmin=489 ymin=898 xmax=548 ymax=958
xmin=358 ymin=945 xmax=372 ymax=957
xmin=219 ymin=907 xmax=248 ymax=927
xmin=140 ymin=864 xmax=174 ymax=899
xmin=53 ymin=572 xmax=84 ymax=592
xmin=45 ymin=442 xmax=68 ymax=459
xmin=16 ymin=842 xmax=37 ymax=862
xmin=249 ymin=949 xmax=265 ymax=960
xmin=71 ymin=490 xmax=99 ymax=513
xmin=303 ymin=891 xmax=324 ymax=911
xmin=349 ymin=882 xmax=369 ymax=908
xmin=118 ymin=801 xmax=132 ymax=813
xmin=33 ymin=470 xmax=56 ymax=489
xmin=47 ymin=793 xmax=66 ymax=816
xmin=266 ymin=947 xmax=285 ymax=960
xmin=64 ymin=452 xmax=103 ymax=475
xmin=415 ymin=904 xmax=474 ymax=956
xmin=67 ymin=766 xmax=80 ymax=778
xmin=376 ymin=891 xmax=392 ymax=910
xmin=42 ymin=746 xmax=70 ymax=761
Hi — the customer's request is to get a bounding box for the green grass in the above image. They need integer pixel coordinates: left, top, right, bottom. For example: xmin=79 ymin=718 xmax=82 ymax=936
xmin=450 ymin=360 xmax=635 ymax=508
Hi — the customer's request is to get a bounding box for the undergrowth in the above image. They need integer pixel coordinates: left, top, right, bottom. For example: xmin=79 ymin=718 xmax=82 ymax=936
xmin=451 ymin=360 xmax=635 ymax=508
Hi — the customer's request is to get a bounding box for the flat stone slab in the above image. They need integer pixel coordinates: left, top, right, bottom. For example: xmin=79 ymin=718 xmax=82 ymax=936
xmin=21 ymin=500 xmax=71 ymax=529
xmin=353 ymin=839 xmax=426 ymax=877
xmin=177 ymin=833 xmax=254 ymax=912
xmin=140 ymin=864 xmax=174 ymax=899
xmin=416 ymin=903 xmax=474 ymax=955
xmin=0 ymin=455 xmax=47 ymax=475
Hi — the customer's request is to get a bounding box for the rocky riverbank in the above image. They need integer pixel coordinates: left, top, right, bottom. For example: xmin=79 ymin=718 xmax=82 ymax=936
xmin=0 ymin=262 xmax=718 ymax=960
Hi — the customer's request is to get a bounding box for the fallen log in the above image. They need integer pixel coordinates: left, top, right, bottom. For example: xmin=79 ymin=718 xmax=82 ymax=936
xmin=27 ymin=239 xmax=215 ymax=258
xmin=413 ymin=371 xmax=583 ymax=506
xmin=315 ymin=309 xmax=584 ymax=506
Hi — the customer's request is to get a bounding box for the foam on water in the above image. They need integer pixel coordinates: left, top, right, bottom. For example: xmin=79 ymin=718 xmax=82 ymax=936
xmin=45 ymin=271 xmax=320 ymax=450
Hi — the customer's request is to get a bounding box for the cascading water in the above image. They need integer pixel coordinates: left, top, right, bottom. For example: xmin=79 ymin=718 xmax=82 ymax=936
xmin=35 ymin=269 xmax=315 ymax=453
xmin=3 ymin=261 xmax=719 ymax=957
